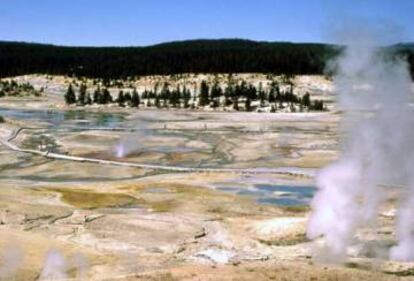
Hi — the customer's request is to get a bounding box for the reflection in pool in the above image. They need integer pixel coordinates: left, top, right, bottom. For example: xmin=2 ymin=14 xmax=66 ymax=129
xmin=216 ymin=184 xmax=316 ymax=206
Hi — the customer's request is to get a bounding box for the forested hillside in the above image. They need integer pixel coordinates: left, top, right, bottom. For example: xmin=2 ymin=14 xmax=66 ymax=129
xmin=0 ymin=39 xmax=336 ymax=78
xmin=0 ymin=39 xmax=412 ymax=79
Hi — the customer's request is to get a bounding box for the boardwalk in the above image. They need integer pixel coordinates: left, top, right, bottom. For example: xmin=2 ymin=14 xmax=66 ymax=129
xmin=0 ymin=127 xmax=313 ymax=177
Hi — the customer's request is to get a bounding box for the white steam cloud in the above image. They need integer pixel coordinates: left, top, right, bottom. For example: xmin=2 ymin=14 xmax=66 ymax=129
xmin=72 ymin=252 xmax=89 ymax=280
xmin=39 ymin=250 xmax=89 ymax=280
xmin=0 ymin=245 xmax=24 ymax=279
xmin=115 ymin=134 xmax=143 ymax=158
xmin=114 ymin=115 xmax=156 ymax=158
xmin=307 ymin=24 xmax=414 ymax=262
xmin=40 ymin=249 xmax=68 ymax=280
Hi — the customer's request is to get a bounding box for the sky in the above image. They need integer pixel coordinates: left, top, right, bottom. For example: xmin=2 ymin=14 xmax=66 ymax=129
xmin=0 ymin=0 xmax=413 ymax=46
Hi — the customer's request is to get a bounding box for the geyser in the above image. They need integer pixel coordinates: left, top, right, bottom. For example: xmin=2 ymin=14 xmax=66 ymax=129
xmin=306 ymin=27 xmax=414 ymax=261
xmin=113 ymin=117 xmax=152 ymax=158
xmin=115 ymin=143 xmax=126 ymax=158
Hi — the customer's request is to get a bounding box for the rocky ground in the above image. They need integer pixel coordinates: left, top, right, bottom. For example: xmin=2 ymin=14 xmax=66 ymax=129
xmin=0 ymin=75 xmax=413 ymax=280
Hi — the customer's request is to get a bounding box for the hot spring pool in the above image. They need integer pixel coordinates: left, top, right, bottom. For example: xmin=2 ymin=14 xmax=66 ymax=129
xmin=216 ymin=183 xmax=316 ymax=207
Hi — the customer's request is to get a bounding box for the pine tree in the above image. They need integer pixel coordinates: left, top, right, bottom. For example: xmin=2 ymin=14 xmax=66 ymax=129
xmin=78 ymin=83 xmax=87 ymax=106
xmin=311 ymin=100 xmax=324 ymax=111
xmin=183 ymin=86 xmax=190 ymax=108
xmin=210 ymin=82 xmax=222 ymax=100
xmin=117 ymin=90 xmax=125 ymax=107
xmin=210 ymin=82 xmax=222 ymax=108
xmin=224 ymin=86 xmax=233 ymax=107
xmin=192 ymin=85 xmax=197 ymax=102
xmin=246 ymin=84 xmax=257 ymax=100
xmin=268 ymin=91 xmax=276 ymax=103
xmin=245 ymin=97 xmax=252 ymax=112
xmin=131 ymin=88 xmax=140 ymax=107
xmin=93 ymin=86 xmax=101 ymax=104
xmin=160 ymin=83 xmax=170 ymax=107
xmin=302 ymin=92 xmax=311 ymax=107
xmin=233 ymin=97 xmax=239 ymax=111
xmin=169 ymin=87 xmax=179 ymax=107
xmin=102 ymin=88 xmax=112 ymax=104
xmin=86 ymin=93 xmax=92 ymax=105
xmin=155 ymin=96 xmax=161 ymax=108
xmin=64 ymin=83 xmax=76 ymax=105
xmin=124 ymin=92 xmax=132 ymax=106
xmin=258 ymin=82 xmax=266 ymax=107
xmin=141 ymin=90 xmax=147 ymax=99
xmin=198 ymin=80 xmax=210 ymax=106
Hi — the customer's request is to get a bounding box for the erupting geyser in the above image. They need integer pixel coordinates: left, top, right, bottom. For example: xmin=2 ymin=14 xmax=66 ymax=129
xmin=307 ymin=27 xmax=414 ymax=262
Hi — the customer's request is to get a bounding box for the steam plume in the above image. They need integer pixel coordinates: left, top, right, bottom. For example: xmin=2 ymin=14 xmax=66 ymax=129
xmin=0 ymin=245 xmax=23 ymax=279
xmin=72 ymin=253 xmax=89 ymax=280
xmin=40 ymin=249 xmax=68 ymax=280
xmin=307 ymin=24 xmax=414 ymax=261
xmin=114 ymin=116 xmax=154 ymax=158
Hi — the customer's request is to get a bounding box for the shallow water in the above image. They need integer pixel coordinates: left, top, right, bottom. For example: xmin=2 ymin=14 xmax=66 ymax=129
xmin=257 ymin=197 xmax=308 ymax=206
xmin=255 ymin=184 xmax=315 ymax=198
xmin=216 ymin=183 xmax=315 ymax=207
xmin=0 ymin=107 xmax=125 ymax=128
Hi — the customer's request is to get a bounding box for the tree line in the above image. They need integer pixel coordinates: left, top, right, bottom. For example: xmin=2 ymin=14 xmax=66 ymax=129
xmin=1 ymin=40 xmax=413 ymax=80
xmin=0 ymin=79 xmax=43 ymax=97
xmin=65 ymin=80 xmax=326 ymax=112
xmin=0 ymin=39 xmax=337 ymax=79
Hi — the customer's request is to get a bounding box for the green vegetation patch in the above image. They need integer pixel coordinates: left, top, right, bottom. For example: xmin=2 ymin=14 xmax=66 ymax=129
xmin=53 ymin=185 xmax=182 ymax=212
xmin=53 ymin=188 xmax=143 ymax=209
